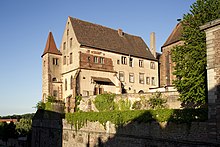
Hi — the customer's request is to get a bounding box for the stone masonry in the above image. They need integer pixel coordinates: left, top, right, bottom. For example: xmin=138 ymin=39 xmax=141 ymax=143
xmin=201 ymin=18 xmax=220 ymax=143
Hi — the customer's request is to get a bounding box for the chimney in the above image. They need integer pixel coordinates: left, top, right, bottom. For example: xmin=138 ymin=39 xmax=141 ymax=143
xmin=118 ymin=29 xmax=124 ymax=37
xmin=150 ymin=32 xmax=156 ymax=58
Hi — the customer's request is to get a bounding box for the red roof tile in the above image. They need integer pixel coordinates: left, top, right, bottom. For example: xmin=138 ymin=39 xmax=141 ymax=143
xmin=162 ymin=23 xmax=183 ymax=48
xmin=69 ymin=17 xmax=156 ymax=61
xmin=41 ymin=32 xmax=61 ymax=57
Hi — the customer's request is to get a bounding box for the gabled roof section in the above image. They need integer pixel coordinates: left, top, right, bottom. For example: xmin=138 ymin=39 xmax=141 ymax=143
xmin=41 ymin=32 xmax=62 ymax=57
xmin=69 ymin=17 xmax=156 ymax=61
xmin=162 ymin=23 xmax=183 ymax=48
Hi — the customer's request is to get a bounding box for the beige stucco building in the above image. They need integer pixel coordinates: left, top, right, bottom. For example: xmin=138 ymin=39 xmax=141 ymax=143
xmin=41 ymin=17 xmax=158 ymax=111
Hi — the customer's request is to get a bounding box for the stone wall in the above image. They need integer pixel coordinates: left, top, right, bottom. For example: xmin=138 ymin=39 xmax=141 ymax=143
xmin=79 ymin=92 xmax=181 ymax=112
xmin=63 ymin=120 xmax=217 ymax=147
xmin=201 ymin=18 xmax=220 ymax=143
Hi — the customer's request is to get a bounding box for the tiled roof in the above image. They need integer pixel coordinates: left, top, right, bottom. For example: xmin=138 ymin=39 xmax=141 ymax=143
xmin=41 ymin=32 xmax=62 ymax=57
xmin=162 ymin=23 xmax=183 ymax=48
xmin=69 ymin=17 xmax=157 ymax=61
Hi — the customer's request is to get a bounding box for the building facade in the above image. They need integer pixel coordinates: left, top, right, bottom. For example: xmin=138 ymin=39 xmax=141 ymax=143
xmin=42 ymin=17 xmax=158 ymax=111
xmin=159 ymin=23 xmax=183 ymax=87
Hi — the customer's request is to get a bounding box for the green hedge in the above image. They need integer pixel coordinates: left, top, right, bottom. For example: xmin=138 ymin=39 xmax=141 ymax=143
xmin=66 ymin=108 xmax=207 ymax=130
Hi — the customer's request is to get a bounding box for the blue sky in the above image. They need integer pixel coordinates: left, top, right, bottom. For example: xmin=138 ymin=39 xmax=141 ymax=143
xmin=0 ymin=0 xmax=195 ymax=116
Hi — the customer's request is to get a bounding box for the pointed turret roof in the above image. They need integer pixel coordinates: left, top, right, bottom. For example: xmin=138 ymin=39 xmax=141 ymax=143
xmin=41 ymin=32 xmax=62 ymax=57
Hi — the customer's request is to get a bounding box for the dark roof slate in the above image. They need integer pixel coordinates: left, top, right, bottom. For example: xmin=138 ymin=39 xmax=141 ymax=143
xmin=69 ymin=17 xmax=156 ymax=61
xmin=42 ymin=32 xmax=62 ymax=57
xmin=162 ymin=23 xmax=183 ymax=48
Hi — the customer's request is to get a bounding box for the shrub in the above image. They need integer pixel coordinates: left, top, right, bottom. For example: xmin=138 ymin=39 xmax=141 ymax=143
xmin=148 ymin=92 xmax=167 ymax=109
xmin=93 ymin=93 xmax=117 ymax=111
xmin=118 ymin=99 xmax=131 ymax=111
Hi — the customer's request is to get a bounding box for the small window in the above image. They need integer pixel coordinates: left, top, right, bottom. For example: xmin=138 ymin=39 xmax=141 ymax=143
xmin=67 ymin=29 xmax=69 ymax=36
xmin=117 ymin=59 xmax=120 ymax=64
xmin=53 ymin=90 xmax=58 ymax=97
xmin=150 ymin=62 xmax=155 ymax=69
xmin=63 ymin=56 xmax=66 ymax=65
xmin=63 ymin=42 xmax=66 ymax=50
xmin=88 ymin=56 xmax=91 ymax=62
xmin=121 ymin=56 xmax=127 ymax=65
xmin=94 ymin=56 xmax=98 ymax=63
xmin=52 ymin=78 xmax=57 ymax=82
xmin=70 ymin=38 xmax=72 ymax=47
xmin=146 ymin=77 xmax=150 ymax=85
xmin=70 ymin=76 xmax=73 ymax=89
xmin=129 ymin=73 xmax=134 ymax=83
xmin=70 ymin=53 xmax=72 ymax=64
xmin=65 ymin=79 xmax=67 ymax=90
xmin=119 ymin=71 xmax=125 ymax=82
xmin=129 ymin=57 xmax=133 ymax=67
xmin=100 ymin=57 xmax=104 ymax=64
xmin=151 ymin=77 xmax=156 ymax=86
xmin=139 ymin=73 xmax=144 ymax=84
xmin=53 ymin=58 xmax=58 ymax=65
xmin=139 ymin=60 xmax=143 ymax=67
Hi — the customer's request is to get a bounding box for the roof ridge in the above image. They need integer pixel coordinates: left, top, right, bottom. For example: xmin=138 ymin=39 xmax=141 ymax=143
xmin=69 ymin=16 xmax=141 ymax=38
xmin=161 ymin=22 xmax=182 ymax=48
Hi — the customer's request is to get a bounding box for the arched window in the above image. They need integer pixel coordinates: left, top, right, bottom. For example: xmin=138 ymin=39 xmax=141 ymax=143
xmin=65 ymin=79 xmax=67 ymax=91
xmin=70 ymin=76 xmax=73 ymax=89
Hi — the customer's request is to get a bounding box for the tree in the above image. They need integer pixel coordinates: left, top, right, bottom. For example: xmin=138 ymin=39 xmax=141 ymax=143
xmin=15 ymin=118 xmax=32 ymax=137
xmin=172 ymin=0 xmax=220 ymax=107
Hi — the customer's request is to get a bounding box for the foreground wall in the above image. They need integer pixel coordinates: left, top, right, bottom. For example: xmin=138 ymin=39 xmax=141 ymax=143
xmin=63 ymin=120 xmax=216 ymax=147
xmin=201 ymin=18 xmax=220 ymax=143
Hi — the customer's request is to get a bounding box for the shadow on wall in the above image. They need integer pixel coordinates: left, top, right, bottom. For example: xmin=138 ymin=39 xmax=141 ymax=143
xmin=82 ymin=107 xmax=220 ymax=147
xmin=31 ymin=109 xmax=64 ymax=147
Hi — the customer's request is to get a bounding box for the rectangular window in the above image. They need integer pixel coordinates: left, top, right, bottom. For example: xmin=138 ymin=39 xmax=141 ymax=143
xmin=100 ymin=57 xmax=104 ymax=64
xmin=151 ymin=77 xmax=156 ymax=86
xmin=150 ymin=62 xmax=155 ymax=69
xmin=139 ymin=60 xmax=143 ymax=67
xmin=129 ymin=73 xmax=134 ymax=83
xmin=117 ymin=59 xmax=120 ymax=64
xmin=94 ymin=56 xmax=98 ymax=63
xmin=63 ymin=56 xmax=66 ymax=65
xmin=65 ymin=79 xmax=67 ymax=90
xmin=119 ymin=71 xmax=125 ymax=82
xmin=70 ymin=38 xmax=72 ymax=47
xmin=67 ymin=29 xmax=69 ymax=36
xmin=121 ymin=56 xmax=127 ymax=65
xmin=129 ymin=57 xmax=133 ymax=67
xmin=146 ymin=77 xmax=150 ymax=85
xmin=53 ymin=58 xmax=58 ymax=65
xmin=139 ymin=73 xmax=144 ymax=84
xmin=53 ymin=90 xmax=58 ymax=97
xmin=70 ymin=53 xmax=72 ymax=64
xmin=63 ymin=42 xmax=66 ymax=50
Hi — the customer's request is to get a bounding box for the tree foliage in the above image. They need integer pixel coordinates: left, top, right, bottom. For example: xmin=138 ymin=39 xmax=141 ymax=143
xmin=172 ymin=0 xmax=220 ymax=107
xmin=15 ymin=118 xmax=32 ymax=136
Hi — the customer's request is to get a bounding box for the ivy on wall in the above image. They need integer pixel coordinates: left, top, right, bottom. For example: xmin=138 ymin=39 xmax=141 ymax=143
xmin=66 ymin=108 xmax=207 ymax=131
